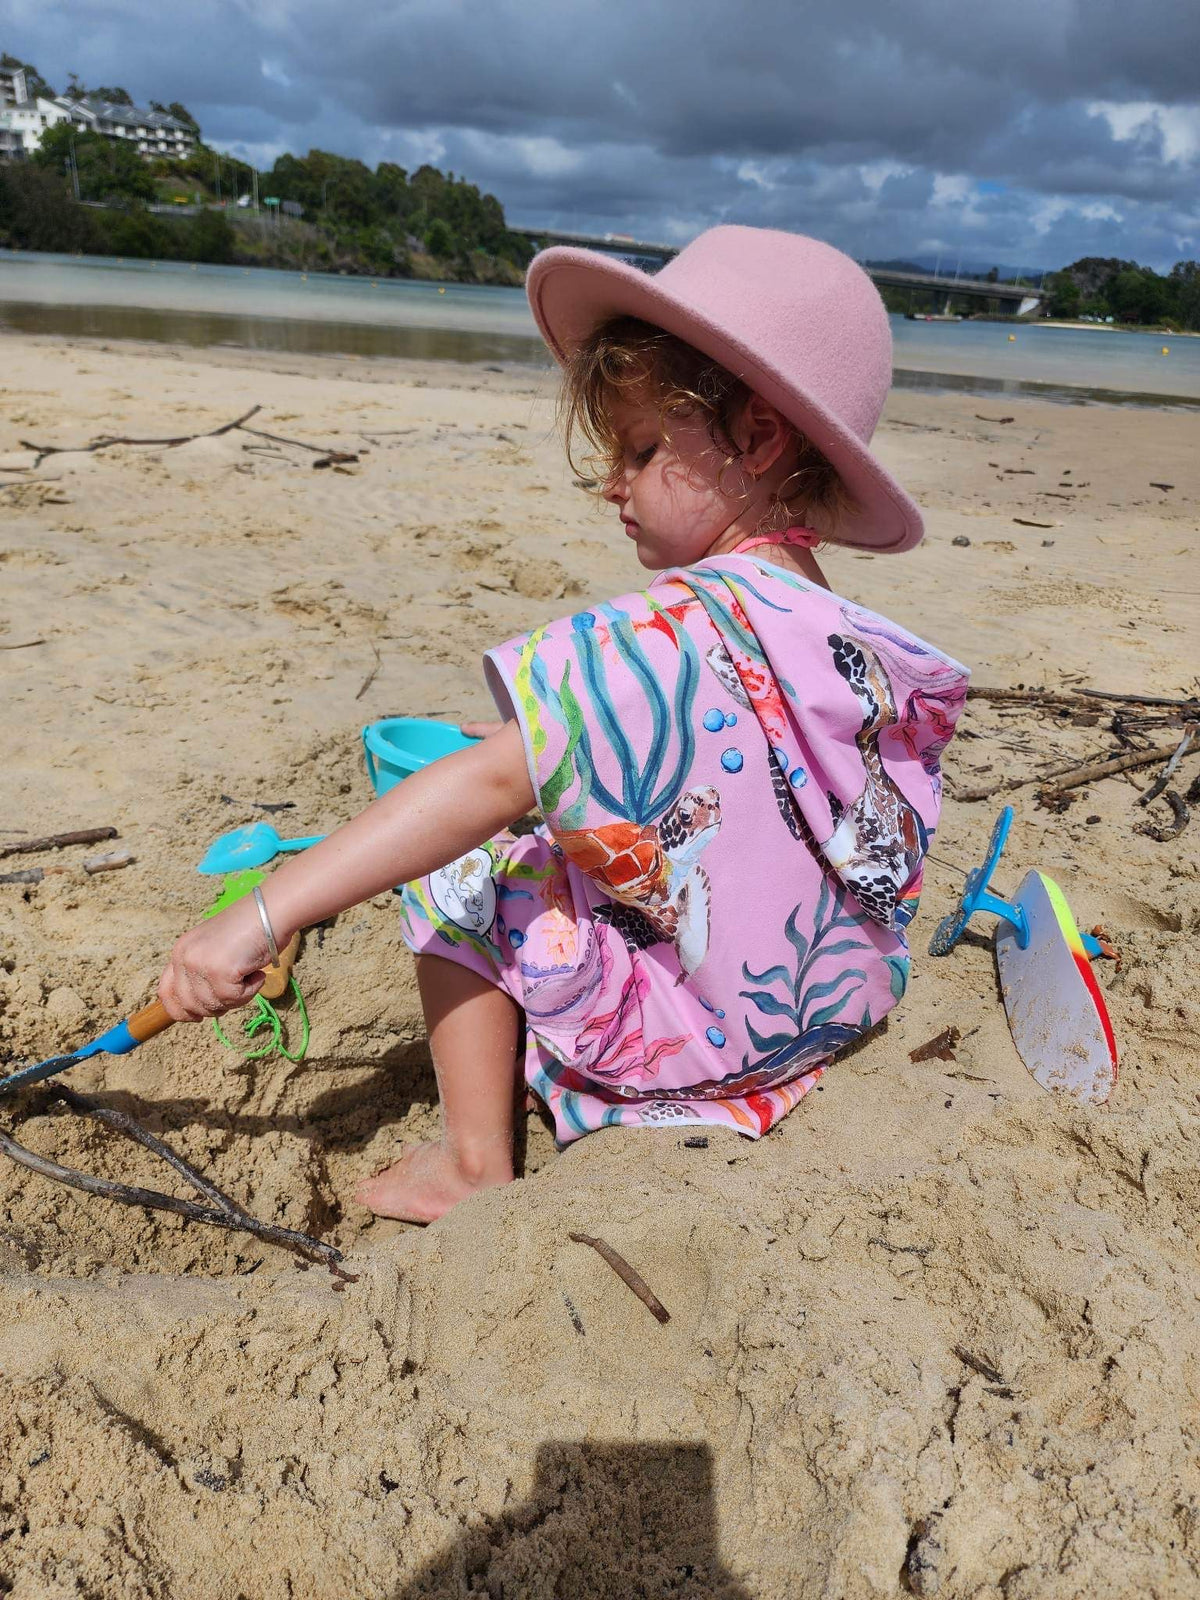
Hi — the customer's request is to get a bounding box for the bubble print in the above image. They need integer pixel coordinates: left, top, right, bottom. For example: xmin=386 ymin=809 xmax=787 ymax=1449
xmin=720 ymin=749 xmax=744 ymax=773
xmin=790 ymin=767 xmax=808 ymax=788
xmin=703 ymin=708 xmax=725 ymax=732
xmin=705 ymin=1026 xmax=727 ymax=1049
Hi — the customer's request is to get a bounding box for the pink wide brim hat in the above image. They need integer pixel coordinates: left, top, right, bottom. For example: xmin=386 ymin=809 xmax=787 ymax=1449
xmin=526 ymin=224 xmax=922 ymax=553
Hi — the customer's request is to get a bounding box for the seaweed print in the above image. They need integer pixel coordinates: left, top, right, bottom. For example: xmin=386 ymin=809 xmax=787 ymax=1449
xmin=738 ymin=874 xmax=880 ymax=1084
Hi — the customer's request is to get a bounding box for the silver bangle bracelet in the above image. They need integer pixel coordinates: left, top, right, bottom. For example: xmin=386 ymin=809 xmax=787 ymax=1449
xmin=252 ymin=885 xmax=281 ymax=965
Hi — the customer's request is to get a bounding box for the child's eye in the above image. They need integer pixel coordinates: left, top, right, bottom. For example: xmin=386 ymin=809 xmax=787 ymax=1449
xmin=633 ymin=443 xmax=657 ymax=467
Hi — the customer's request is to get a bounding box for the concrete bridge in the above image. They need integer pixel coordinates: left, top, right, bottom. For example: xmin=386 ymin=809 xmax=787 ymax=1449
xmin=511 ymin=227 xmax=1043 ymax=315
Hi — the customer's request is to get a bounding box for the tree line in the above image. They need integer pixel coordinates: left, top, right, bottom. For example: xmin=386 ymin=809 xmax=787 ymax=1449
xmin=0 ymin=54 xmax=532 ymax=281
xmin=1043 ymin=257 xmax=1200 ymax=330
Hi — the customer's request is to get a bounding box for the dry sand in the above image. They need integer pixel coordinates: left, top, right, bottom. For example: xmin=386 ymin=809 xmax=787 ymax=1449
xmin=0 ymin=331 xmax=1198 ymax=1599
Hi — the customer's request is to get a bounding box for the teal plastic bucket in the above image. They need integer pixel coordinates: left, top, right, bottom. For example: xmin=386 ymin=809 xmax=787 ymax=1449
xmin=362 ymin=718 xmax=480 ymax=796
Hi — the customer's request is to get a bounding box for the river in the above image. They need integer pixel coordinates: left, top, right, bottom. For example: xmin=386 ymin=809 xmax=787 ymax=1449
xmin=2 ymin=249 xmax=1198 ymax=406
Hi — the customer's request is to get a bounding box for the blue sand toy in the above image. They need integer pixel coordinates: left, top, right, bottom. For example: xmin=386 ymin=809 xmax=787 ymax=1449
xmin=198 ymin=822 xmax=325 ymax=875
xmin=362 ymin=717 xmax=480 ymax=796
xmin=928 ymin=804 xmax=1107 ymax=961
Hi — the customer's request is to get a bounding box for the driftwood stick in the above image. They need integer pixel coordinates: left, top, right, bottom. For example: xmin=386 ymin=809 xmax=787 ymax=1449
xmin=569 ymin=1231 xmax=671 ymax=1324
xmin=50 ymin=1085 xmax=255 ymax=1224
xmin=957 ymin=738 xmax=1199 ymax=806
xmin=1038 ymin=740 xmax=1199 ymax=804
xmin=0 ymin=1092 xmax=344 ymax=1268
xmin=1137 ymin=791 xmax=1191 ymax=842
xmin=0 ymin=1123 xmax=344 ymax=1266
xmin=968 ymin=685 xmax=1200 ymax=712
xmin=20 ymin=406 xmax=262 ymax=468
xmin=1080 ymin=688 xmax=1200 ymax=709
xmin=1139 ymin=723 xmax=1197 ymax=808
xmin=0 ymin=826 xmax=117 ymax=860
xmin=0 ymin=638 xmax=45 ymax=651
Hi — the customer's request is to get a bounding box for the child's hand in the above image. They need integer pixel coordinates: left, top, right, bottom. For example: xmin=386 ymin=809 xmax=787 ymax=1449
xmin=157 ymin=899 xmax=274 ymax=1022
xmin=460 ymin=720 xmax=505 ymax=739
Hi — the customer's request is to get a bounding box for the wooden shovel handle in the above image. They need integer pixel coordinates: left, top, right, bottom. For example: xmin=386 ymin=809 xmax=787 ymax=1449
xmin=127 ymin=1000 xmax=175 ymax=1043
xmin=259 ymin=932 xmax=300 ymax=1001
xmin=127 ymin=936 xmax=299 ymax=1043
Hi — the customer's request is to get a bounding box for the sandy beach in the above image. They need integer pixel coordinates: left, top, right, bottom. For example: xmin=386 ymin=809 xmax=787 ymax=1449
xmin=1 ymin=331 xmax=1198 ymax=1598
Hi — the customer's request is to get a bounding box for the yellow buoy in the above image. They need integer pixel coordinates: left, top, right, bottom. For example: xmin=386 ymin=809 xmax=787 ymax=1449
xmin=1162 ymin=346 xmax=1170 ymax=355
xmin=438 ymin=286 xmax=446 ymax=294
xmin=1008 ymin=333 xmax=1016 ymax=341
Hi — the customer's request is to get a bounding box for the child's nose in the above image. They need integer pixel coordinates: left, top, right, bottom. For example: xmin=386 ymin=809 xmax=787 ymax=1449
xmin=602 ymin=469 xmax=628 ymax=506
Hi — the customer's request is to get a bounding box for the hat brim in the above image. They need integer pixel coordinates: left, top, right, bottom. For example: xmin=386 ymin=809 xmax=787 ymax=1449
xmin=527 ymin=247 xmax=923 ymax=554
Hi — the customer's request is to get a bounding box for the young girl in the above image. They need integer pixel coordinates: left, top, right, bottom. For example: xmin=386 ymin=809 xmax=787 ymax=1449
xmin=159 ymin=226 xmax=969 ymax=1223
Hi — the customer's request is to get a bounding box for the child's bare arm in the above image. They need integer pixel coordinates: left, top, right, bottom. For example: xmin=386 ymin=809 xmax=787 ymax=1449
xmin=158 ymin=720 xmax=534 ymax=1021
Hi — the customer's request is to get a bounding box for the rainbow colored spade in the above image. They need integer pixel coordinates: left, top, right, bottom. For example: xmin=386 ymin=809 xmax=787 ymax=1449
xmin=929 ymin=806 xmax=1118 ymax=1105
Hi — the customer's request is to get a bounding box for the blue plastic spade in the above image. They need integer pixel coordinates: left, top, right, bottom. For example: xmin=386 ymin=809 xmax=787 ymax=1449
xmin=929 ymin=805 xmax=1105 ymax=959
xmin=198 ymin=822 xmax=324 ymax=875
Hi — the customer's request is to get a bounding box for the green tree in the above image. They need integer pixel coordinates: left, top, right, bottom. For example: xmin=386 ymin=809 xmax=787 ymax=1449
xmin=1045 ymin=271 xmax=1081 ymax=318
xmin=424 ymin=217 xmax=456 ymax=258
xmin=168 ymin=101 xmax=200 ymax=132
xmin=92 ymin=85 xmax=134 ymax=105
xmin=34 ymin=124 xmax=155 ymax=204
xmin=1107 ymin=267 xmax=1169 ymax=325
xmin=0 ymin=162 xmax=97 ymax=252
xmin=1168 ymin=261 xmax=1200 ymax=331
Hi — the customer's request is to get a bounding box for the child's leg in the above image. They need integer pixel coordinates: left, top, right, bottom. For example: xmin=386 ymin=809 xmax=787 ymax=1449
xmin=354 ymin=953 xmax=521 ymax=1223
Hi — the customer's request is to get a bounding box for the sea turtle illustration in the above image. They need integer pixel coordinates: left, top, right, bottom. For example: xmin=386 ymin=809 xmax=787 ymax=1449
xmin=559 ymin=786 xmax=722 ymax=979
xmin=825 ymin=633 xmax=926 ymax=927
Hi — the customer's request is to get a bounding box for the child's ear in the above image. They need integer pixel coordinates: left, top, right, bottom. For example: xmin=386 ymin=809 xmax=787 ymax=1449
xmin=735 ymin=396 xmax=791 ymax=476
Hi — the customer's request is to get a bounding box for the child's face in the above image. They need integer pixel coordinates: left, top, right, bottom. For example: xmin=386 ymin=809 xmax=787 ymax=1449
xmin=601 ymin=394 xmax=748 ymax=570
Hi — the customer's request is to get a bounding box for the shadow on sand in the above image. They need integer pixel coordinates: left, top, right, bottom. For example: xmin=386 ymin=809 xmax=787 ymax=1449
xmin=393 ymin=1441 xmax=753 ymax=1599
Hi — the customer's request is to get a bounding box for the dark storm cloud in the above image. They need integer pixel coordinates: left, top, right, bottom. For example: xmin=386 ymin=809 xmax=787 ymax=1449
xmin=5 ymin=0 xmax=1198 ymax=266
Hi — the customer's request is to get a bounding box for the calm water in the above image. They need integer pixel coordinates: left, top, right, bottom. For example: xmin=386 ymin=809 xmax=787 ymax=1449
xmin=3 ymin=249 xmax=1199 ymax=405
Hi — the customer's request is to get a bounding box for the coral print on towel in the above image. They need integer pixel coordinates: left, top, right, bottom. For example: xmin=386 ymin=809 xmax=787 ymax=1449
xmin=401 ymin=552 xmax=968 ymax=1145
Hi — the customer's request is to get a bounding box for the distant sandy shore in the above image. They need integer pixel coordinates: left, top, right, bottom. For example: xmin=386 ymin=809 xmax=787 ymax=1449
xmin=1 ymin=332 xmax=1197 ymax=1598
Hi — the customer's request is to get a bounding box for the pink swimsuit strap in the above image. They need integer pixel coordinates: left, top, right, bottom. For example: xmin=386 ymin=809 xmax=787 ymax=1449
xmin=732 ymin=526 xmax=822 ymax=554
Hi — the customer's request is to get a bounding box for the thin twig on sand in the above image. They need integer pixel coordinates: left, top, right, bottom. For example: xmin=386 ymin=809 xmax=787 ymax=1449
xmin=20 ymin=406 xmax=262 ymax=468
xmin=19 ymin=408 xmax=360 ymax=475
xmin=569 ymin=1231 xmax=671 ymax=1324
xmin=355 ymin=643 xmax=382 ymax=702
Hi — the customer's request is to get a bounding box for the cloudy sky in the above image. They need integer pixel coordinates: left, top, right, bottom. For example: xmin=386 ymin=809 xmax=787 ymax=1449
xmin=6 ymin=0 xmax=1198 ymax=271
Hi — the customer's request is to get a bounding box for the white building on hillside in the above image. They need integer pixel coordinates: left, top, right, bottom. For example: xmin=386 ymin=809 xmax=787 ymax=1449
xmin=0 ymin=67 xmax=198 ymax=161
xmin=0 ymin=63 xmax=28 ymax=108
xmin=57 ymin=95 xmax=197 ymax=158
xmin=0 ymin=65 xmax=72 ymax=160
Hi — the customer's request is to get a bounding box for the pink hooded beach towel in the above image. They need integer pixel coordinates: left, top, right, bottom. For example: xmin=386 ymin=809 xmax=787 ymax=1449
xmin=401 ymin=552 xmax=968 ymax=1143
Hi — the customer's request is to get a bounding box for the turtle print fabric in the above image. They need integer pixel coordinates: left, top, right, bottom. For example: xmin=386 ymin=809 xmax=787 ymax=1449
xmin=399 ymin=550 xmax=969 ymax=1145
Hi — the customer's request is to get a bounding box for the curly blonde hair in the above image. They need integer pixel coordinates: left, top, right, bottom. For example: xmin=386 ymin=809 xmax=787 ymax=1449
xmin=559 ymin=315 xmax=854 ymax=536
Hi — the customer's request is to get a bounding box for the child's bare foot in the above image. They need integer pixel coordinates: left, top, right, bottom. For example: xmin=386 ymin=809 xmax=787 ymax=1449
xmin=354 ymin=1140 xmax=513 ymax=1223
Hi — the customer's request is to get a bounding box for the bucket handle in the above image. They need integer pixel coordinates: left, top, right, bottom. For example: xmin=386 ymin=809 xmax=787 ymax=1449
xmin=361 ymin=725 xmax=380 ymax=793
